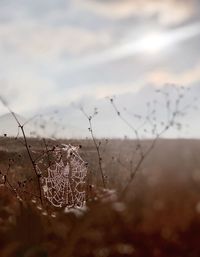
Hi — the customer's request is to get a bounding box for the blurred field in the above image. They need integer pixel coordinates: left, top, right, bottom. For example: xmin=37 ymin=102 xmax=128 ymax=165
xmin=1 ymin=137 xmax=200 ymax=257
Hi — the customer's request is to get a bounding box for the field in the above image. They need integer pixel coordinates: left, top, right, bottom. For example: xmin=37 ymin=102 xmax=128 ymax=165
xmin=0 ymin=137 xmax=200 ymax=257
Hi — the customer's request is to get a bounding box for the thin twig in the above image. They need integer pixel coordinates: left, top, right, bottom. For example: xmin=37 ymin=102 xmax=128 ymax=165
xmin=0 ymin=97 xmax=43 ymax=205
xmin=80 ymin=107 xmax=106 ymax=188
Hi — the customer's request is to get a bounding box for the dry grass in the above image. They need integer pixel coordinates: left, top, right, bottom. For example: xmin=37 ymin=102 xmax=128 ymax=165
xmin=0 ymin=137 xmax=200 ymax=256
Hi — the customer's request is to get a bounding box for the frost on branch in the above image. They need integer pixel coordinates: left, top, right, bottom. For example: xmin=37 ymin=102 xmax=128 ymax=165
xmin=41 ymin=144 xmax=88 ymax=208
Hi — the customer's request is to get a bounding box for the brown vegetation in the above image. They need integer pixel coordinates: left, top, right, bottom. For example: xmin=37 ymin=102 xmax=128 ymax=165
xmin=0 ymin=137 xmax=200 ymax=256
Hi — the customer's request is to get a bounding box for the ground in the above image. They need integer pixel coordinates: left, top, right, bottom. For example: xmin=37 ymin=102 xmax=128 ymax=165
xmin=0 ymin=137 xmax=200 ymax=257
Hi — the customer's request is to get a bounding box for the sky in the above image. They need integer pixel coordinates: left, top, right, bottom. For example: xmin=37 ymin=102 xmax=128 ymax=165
xmin=0 ymin=0 xmax=200 ymax=138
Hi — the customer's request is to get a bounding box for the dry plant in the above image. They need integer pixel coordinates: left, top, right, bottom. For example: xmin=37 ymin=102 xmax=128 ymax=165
xmin=0 ymin=85 xmax=197 ymax=206
xmin=0 ymin=87 xmax=200 ymax=257
xmin=0 ymin=98 xmax=88 ymax=210
xmin=0 ymin=96 xmax=43 ymax=205
xmin=108 ymin=85 xmax=197 ymax=196
xmin=80 ymin=106 xmax=106 ymax=188
xmin=78 ymin=85 xmax=197 ymax=197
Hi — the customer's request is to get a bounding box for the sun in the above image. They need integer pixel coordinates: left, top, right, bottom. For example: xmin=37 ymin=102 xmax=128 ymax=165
xmin=115 ymin=30 xmax=175 ymax=59
xmin=138 ymin=32 xmax=172 ymax=54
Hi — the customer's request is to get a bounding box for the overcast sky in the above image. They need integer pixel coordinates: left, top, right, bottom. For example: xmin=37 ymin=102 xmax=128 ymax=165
xmin=0 ymin=0 xmax=200 ymax=138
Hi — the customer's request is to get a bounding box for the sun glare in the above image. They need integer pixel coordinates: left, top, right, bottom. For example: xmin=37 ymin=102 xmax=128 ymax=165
xmin=138 ymin=32 xmax=172 ymax=54
xmin=113 ymin=31 xmax=174 ymax=60
xmin=68 ymin=22 xmax=200 ymax=70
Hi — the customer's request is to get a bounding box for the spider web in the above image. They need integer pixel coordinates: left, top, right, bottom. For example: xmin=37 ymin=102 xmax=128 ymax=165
xmin=42 ymin=144 xmax=88 ymax=208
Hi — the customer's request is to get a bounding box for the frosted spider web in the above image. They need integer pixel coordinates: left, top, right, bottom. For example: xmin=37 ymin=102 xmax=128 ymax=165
xmin=42 ymin=144 xmax=88 ymax=208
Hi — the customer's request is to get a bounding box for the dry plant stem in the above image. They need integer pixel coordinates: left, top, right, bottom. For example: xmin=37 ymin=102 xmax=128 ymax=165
xmin=0 ymin=99 xmax=43 ymax=205
xmin=4 ymin=175 xmax=18 ymax=197
xmin=3 ymin=162 xmax=22 ymax=199
xmin=81 ymin=108 xmax=106 ymax=188
xmin=1 ymin=160 xmax=18 ymax=198
xmin=4 ymin=162 xmax=18 ymax=196
xmin=19 ymin=124 xmax=43 ymax=204
xmin=42 ymin=138 xmax=51 ymax=167
xmin=88 ymin=117 xmax=106 ymax=188
xmin=110 ymin=98 xmax=144 ymax=159
xmin=33 ymin=147 xmax=55 ymax=164
xmin=121 ymin=130 xmax=162 ymax=197
xmin=122 ymin=110 xmax=181 ymax=197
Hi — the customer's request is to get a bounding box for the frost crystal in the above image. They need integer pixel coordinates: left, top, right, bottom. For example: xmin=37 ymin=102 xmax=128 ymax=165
xmin=42 ymin=144 xmax=88 ymax=208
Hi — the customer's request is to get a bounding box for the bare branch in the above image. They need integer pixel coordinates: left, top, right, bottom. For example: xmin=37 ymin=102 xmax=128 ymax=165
xmin=80 ymin=106 xmax=106 ymax=188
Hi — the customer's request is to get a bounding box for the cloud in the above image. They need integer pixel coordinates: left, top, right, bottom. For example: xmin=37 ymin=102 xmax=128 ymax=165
xmin=147 ymin=63 xmax=200 ymax=87
xmin=91 ymin=83 xmax=142 ymax=98
xmin=0 ymin=71 xmax=57 ymax=114
xmin=0 ymin=21 xmax=111 ymax=63
xmin=78 ymin=0 xmax=196 ymax=26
